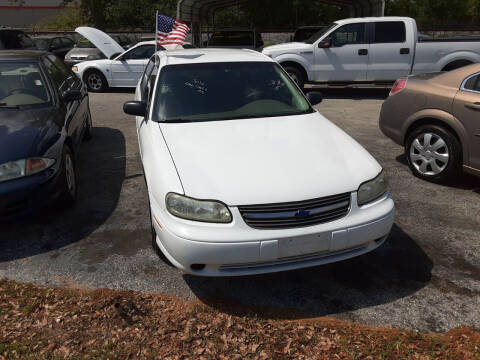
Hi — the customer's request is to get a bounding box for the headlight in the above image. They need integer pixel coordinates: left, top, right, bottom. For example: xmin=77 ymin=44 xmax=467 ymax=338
xmin=72 ymin=66 xmax=78 ymax=72
xmin=0 ymin=158 xmax=55 ymax=183
xmin=357 ymin=171 xmax=389 ymax=206
xmin=166 ymin=193 xmax=232 ymax=223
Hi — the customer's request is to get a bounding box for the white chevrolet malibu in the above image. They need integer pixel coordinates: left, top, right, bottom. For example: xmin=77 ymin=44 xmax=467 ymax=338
xmin=123 ymin=48 xmax=395 ymax=277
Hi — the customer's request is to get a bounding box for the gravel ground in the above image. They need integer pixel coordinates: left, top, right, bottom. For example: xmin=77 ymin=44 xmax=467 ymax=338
xmin=1 ymin=88 xmax=479 ymax=333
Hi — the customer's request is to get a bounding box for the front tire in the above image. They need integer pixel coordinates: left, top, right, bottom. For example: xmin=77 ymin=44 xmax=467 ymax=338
xmin=84 ymin=70 xmax=108 ymax=93
xmin=283 ymin=66 xmax=305 ymax=89
xmin=58 ymin=146 xmax=77 ymax=206
xmin=405 ymin=125 xmax=461 ymax=183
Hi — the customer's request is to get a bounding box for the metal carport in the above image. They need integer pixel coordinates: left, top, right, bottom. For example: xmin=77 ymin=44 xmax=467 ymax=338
xmin=177 ymin=0 xmax=385 ymax=46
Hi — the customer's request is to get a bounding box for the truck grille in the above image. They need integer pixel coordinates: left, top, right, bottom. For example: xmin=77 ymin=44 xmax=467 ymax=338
xmin=238 ymin=193 xmax=351 ymax=230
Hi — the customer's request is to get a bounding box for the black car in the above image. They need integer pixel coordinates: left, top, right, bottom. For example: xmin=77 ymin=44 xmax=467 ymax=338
xmin=0 ymin=29 xmax=36 ymax=50
xmin=292 ymin=26 xmax=327 ymax=42
xmin=111 ymin=34 xmax=133 ymax=49
xmin=0 ymin=51 xmax=92 ymax=219
xmin=33 ymin=36 xmax=75 ymax=60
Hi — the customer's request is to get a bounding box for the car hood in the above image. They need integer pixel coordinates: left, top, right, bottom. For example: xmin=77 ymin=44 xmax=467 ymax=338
xmin=262 ymin=42 xmax=313 ymax=56
xmin=75 ymin=27 xmax=124 ymax=59
xmin=159 ymin=112 xmax=382 ymax=206
xmin=0 ymin=107 xmax=59 ymax=164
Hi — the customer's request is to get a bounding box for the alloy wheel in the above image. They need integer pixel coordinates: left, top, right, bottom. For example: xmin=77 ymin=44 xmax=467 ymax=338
xmin=65 ymin=153 xmax=76 ymax=196
xmin=87 ymin=73 xmax=103 ymax=91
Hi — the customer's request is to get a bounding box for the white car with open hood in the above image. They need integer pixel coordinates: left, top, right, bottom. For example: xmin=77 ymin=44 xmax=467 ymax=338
xmin=123 ymin=48 xmax=395 ymax=277
xmin=71 ymin=27 xmax=183 ymax=92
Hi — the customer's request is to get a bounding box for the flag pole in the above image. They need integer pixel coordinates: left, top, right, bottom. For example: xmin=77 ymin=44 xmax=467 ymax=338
xmin=155 ymin=10 xmax=158 ymax=52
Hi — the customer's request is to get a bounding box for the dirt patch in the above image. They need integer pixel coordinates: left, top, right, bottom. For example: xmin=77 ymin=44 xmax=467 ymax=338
xmin=0 ymin=279 xmax=479 ymax=359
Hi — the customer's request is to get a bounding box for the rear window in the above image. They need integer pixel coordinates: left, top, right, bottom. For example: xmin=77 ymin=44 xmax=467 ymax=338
xmin=463 ymin=74 xmax=480 ymax=92
xmin=374 ymin=22 xmax=406 ymax=43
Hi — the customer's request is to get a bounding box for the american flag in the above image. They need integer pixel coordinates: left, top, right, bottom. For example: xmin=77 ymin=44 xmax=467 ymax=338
xmin=156 ymin=13 xmax=190 ymax=46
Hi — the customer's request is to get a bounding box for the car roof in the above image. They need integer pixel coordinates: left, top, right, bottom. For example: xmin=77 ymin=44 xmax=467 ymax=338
xmin=134 ymin=40 xmax=156 ymax=47
xmin=335 ymin=16 xmax=414 ymax=25
xmin=159 ymin=48 xmax=272 ymax=66
xmin=0 ymin=50 xmax=47 ymax=60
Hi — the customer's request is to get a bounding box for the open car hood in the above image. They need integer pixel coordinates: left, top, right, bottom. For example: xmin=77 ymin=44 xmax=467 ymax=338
xmin=75 ymin=27 xmax=124 ymax=59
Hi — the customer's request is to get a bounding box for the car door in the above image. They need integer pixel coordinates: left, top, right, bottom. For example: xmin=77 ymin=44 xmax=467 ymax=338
xmin=42 ymin=55 xmax=86 ymax=153
xmin=110 ymin=45 xmax=156 ymax=87
xmin=366 ymin=21 xmax=414 ymax=81
xmin=50 ymin=38 xmax=63 ymax=57
xmin=453 ymin=73 xmax=480 ymax=170
xmin=59 ymin=37 xmax=74 ymax=59
xmin=313 ymin=22 xmax=368 ymax=82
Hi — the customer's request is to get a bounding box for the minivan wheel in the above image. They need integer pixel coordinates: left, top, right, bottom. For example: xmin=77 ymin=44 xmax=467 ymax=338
xmin=283 ymin=66 xmax=305 ymax=89
xmin=84 ymin=70 xmax=108 ymax=92
xmin=405 ymin=125 xmax=461 ymax=182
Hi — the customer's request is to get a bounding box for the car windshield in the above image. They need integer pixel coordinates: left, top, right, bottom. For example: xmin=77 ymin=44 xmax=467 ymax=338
xmin=153 ymin=61 xmax=312 ymax=123
xmin=0 ymin=62 xmax=50 ymax=108
xmin=34 ymin=38 xmax=50 ymax=51
xmin=304 ymin=23 xmax=337 ymax=44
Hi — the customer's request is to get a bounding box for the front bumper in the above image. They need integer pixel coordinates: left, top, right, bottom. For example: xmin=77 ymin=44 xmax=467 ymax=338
xmin=0 ymin=165 xmax=62 ymax=221
xmin=152 ymin=192 xmax=395 ymax=277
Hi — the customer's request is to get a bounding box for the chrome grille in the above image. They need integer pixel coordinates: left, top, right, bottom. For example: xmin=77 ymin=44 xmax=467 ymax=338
xmin=238 ymin=193 xmax=351 ymax=229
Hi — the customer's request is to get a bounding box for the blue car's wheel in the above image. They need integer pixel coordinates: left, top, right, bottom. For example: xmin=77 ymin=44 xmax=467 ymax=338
xmin=59 ymin=146 xmax=77 ymax=206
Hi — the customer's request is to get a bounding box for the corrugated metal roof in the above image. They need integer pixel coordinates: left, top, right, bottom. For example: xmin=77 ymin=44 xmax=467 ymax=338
xmin=177 ymin=0 xmax=385 ymax=23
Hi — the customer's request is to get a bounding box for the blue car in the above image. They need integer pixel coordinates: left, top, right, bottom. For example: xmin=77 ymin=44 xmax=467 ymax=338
xmin=0 ymin=51 xmax=92 ymax=219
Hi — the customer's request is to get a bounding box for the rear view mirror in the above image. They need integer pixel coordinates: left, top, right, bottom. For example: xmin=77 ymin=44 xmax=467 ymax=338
xmin=306 ymin=91 xmax=323 ymax=106
xmin=123 ymin=101 xmax=147 ymax=117
xmin=318 ymin=37 xmax=332 ymax=48
xmin=62 ymin=89 xmax=82 ymax=102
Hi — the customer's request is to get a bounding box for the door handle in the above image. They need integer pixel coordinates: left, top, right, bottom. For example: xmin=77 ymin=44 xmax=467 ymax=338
xmin=465 ymin=102 xmax=480 ymax=110
xmin=400 ymin=48 xmax=410 ymax=54
xmin=358 ymin=49 xmax=368 ymax=56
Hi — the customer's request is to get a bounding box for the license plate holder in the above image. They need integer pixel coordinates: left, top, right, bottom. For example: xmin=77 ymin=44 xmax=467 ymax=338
xmin=278 ymin=232 xmax=332 ymax=258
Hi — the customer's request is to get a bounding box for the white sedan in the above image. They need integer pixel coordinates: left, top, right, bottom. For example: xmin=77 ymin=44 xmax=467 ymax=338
xmin=123 ymin=48 xmax=395 ymax=277
xmin=71 ymin=27 xmax=182 ymax=92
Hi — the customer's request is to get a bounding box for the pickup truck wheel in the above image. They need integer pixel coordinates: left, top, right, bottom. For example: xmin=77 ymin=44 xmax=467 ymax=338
xmin=442 ymin=60 xmax=473 ymax=71
xmin=405 ymin=125 xmax=461 ymax=183
xmin=284 ymin=66 xmax=305 ymax=89
xmin=84 ymin=70 xmax=108 ymax=93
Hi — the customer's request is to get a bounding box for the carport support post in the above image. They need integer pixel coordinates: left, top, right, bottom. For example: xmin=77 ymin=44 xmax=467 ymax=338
xmin=191 ymin=21 xmax=201 ymax=47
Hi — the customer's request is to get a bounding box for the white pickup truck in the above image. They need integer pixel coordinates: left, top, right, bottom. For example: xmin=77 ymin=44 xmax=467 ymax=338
xmin=262 ymin=16 xmax=480 ymax=88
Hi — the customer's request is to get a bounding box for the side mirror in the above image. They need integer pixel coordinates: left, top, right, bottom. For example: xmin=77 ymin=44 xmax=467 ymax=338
xmin=306 ymin=91 xmax=323 ymax=106
xmin=123 ymin=101 xmax=147 ymax=117
xmin=318 ymin=37 xmax=332 ymax=48
xmin=62 ymin=89 xmax=82 ymax=102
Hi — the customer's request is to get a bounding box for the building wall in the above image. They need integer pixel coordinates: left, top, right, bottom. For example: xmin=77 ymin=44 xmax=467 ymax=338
xmin=0 ymin=0 xmax=77 ymax=28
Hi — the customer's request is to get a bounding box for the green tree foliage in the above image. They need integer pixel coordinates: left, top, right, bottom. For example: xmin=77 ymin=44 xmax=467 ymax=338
xmin=38 ymin=0 xmax=480 ymax=31
xmin=385 ymin=0 xmax=480 ymax=28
